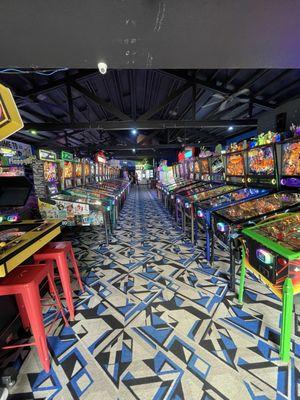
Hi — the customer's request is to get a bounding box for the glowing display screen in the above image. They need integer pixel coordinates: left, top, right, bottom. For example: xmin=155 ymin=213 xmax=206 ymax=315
xmin=211 ymin=156 xmax=224 ymax=174
xmin=84 ymin=163 xmax=90 ymax=176
xmin=194 ymin=160 xmax=200 ymax=173
xmin=248 ymin=146 xmax=275 ymax=176
xmin=75 ymin=163 xmax=82 ymax=177
xmin=201 ymin=158 xmax=209 ymax=174
xmin=226 ymin=152 xmax=245 ymax=176
xmin=282 ymin=141 xmax=300 ymax=176
xmin=64 ymin=161 xmax=73 ymax=179
xmin=44 ymin=161 xmax=57 ymax=182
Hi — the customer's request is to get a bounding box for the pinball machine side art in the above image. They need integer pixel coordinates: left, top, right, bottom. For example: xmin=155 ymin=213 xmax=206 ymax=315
xmin=0 ymin=83 xmax=24 ymax=140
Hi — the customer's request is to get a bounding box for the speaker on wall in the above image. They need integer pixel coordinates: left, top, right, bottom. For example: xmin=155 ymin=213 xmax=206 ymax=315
xmin=276 ymin=112 xmax=287 ymax=132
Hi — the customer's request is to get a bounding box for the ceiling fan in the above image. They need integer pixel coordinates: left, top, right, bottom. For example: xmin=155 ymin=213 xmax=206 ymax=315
xmin=203 ymin=88 xmax=251 ymax=112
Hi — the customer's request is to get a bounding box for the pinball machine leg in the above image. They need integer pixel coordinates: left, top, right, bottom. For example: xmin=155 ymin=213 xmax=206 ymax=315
xmin=205 ymin=228 xmax=211 ymax=262
xmin=229 ymin=240 xmax=235 ymax=292
xmin=210 ymin=231 xmax=215 ymax=266
xmin=191 ymin=208 xmax=195 ymax=245
xmin=280 ymin=278 xmax=294 ymax=362
xmin=103 ymin=211 xmax=109 ymax=246
xmin=238 ymin=247 xmax=246 ymax=304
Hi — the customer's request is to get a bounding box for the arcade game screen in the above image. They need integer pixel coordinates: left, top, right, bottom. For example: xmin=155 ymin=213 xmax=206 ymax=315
xmin=226 ymin=152 xmax=245 ymax=176
xmin=84 ymin=163 xmax=90 ymax=176
xmin=201 ymin=158 xmax=209 ymax=174
xmin=75 ymin=163 xmax=82 ymax=177
xmin=254 ymin=213 xmax=300 ymax=252
xmin=0 ymin=166 xmax=24 ymax=177
xmin=91 ymin=164 xmax=95 ymax=176
xmin=179 ymin=163 xmax=184 ymax=177
xmin=248 ymin=146 xmax=275 ymax=175
xmin=216 ymin=192 xmax=300 ymax=223
xmin=282 ymin=141 xmax=300 ymax=176
xmin=64 ymin=161 xmax=73 ymax=178
xmin=211 ymin=156 xmax=224 ymax=174
xmin=43 ymin=161 xmax=57 ymax=182
xmin=194 ymin=160 xmax=200 ymax=174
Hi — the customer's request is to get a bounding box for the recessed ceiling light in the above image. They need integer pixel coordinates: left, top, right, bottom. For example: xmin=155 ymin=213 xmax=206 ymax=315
xmin=30 ymin=129 xmax=37 ymax=135
xmin=131 ymin=129 xmax=137 ymax=135
xmin=228 ymin=126 xmax=234 ymax=131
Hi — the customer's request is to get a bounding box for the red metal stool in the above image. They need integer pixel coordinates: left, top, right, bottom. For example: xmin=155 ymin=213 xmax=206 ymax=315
xmin=34 ymin=241 xmax=84 ymax=321
xmin=0 ymin=262 xmax=68 ymax=372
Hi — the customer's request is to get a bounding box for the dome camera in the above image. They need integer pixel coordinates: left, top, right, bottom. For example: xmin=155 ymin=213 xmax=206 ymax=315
xmin=98 ymin=62 xmax=108 ymax=75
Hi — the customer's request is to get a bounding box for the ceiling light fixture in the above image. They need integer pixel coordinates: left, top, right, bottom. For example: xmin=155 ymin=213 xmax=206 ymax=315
xmin=30 ymin=129 xmax=37 ymax=135
xmin=131 ymin=129 xmax=137 ymax=135
xmin=228 ymin=126 xmax=234 ymax=131
xmin=132 ymin=148 xmax=136 ymax=153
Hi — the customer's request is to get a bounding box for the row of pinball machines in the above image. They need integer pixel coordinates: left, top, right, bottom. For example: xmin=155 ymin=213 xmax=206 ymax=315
xmin=159 ymin=136 xmax=300 ymax=362
xmin=0 ymin=148 xmax=130 ymax=377
xmin=35 ymin=149 xmax=129 ymax=243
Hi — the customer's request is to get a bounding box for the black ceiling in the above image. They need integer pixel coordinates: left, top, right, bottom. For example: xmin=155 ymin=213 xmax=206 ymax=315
xmin=1 ymin=68 xmax=300 ymax=158
xmin=1 ymin=1 xmax=300 ymax=69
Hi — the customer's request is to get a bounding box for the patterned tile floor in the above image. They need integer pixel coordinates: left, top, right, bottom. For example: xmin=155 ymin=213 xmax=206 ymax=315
xmin=7 ymin=187 xmax=300 ymax=399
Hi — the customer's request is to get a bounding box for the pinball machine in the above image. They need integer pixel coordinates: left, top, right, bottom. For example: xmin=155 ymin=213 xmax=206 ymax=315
xmin=177 ymin=150 xmax=247 ymax=241
xmin=61 ymin=160 xmax=75 ymax=190
xmin=212 ymin=139 xmax=300 ymax=291
xmin=240 ymin=212 xmax=300 ymax=362
xmin=195 ymin=144 xmax=277 ymax=260
xmin=74 ymin=160 xmax=83 ymax=186
xmin=83 ymin=160 xmax=91 ymax=185
xmin=172 ymin=156 xmax=215 ymax=225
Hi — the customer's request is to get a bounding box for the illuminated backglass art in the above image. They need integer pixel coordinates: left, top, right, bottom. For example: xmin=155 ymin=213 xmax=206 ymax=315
xmin=201 ymin=158 xmax=209 ymax=174
xmin=44 ymin=161 xmax=57 ymax=183
xmin=84 ymin=163 xmax=90 ymax=176
xmin=282 ymin=141 xmax=300 ymax=176
xmin=64 ymin=161 xmax=73 ymax=178
xmin=248 ymin=146 xmax=275 ymax=176
xmin=75 ymin=163 xmax=82 ymax=177
xmin=226 ymin=152 xmax=245 ymax=176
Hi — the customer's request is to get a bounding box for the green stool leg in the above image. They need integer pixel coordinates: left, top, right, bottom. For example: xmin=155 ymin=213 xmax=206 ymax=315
xmin=238 ymin=246 xmax=246 ymax=304
xmin=280 ymin=278 xmax=294 ymax=362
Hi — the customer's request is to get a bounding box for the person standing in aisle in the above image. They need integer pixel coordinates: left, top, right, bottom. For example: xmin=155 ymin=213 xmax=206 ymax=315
xmin=135 ymin=172 xmax=139 ymax=186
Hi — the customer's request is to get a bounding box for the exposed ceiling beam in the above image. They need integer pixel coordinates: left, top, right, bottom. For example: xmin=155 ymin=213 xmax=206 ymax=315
xmin=160 ymin=70 xmax=275 ymax=110
xmin=70 ymin=81 xmax=130 ymax=121
xmin=92 ymin=142 xmax=217 ymax=151
xmin=23 ymin=70 xmax=98 ymax=97
xmin=23 ymin=119 xmax=257 ymax=131
xmin=138 ymin=81 xmax=192 ymax=121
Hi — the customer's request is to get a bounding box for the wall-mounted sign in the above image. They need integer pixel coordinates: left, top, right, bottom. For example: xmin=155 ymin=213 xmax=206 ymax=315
xmin=95 ymin=150 xmax=106 ymax=164
xmin=0 ymin=138 xmax=32 ymax=158
xmin=61 ymin=150 xmax=73 ymax=161
xmin=0 ymin=147 xmax=17 ymax=157
xmin=38 ymin=149 xmax=57 ymax=161
xmin=0 ymin=83 xmax=24 ymax=140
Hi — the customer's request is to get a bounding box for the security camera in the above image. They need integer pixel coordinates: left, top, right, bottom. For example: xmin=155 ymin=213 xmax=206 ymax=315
xmin=98 ymin=62 xmax=108 ymax=75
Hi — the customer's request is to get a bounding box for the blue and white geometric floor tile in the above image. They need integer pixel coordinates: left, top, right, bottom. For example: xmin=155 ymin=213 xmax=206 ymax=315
xmin=7 ymin=188 xmax=300 ymax=399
